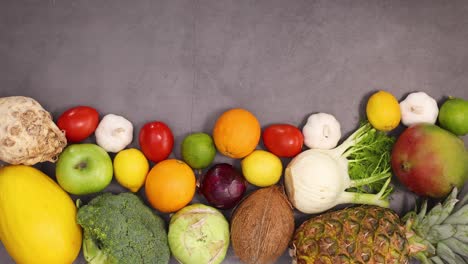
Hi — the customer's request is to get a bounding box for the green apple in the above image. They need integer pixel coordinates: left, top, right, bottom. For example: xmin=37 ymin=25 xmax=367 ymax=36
xmin=56 ymin=143 xmax=113 ymax=195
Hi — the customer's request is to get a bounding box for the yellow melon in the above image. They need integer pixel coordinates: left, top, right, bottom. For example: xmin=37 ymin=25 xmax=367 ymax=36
xmin=0 ymin=165 xmax=82 ymax=264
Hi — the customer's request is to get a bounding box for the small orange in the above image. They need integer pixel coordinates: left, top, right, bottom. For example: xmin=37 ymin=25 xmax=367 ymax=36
xmin=213 ymin=108 xmax=261 ymax=159
xmin=145 ymin=159 xmax=196 ymax=213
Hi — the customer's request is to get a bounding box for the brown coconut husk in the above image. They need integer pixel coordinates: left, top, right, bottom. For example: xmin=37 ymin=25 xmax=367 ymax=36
xmin=0 ymin=96 xmax=67 ymax=165
xmin=231 ymin=185 xmax=295 ymax=264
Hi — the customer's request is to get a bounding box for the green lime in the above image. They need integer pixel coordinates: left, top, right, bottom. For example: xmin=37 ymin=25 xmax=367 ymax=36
xmin=438 ymin=97 xmax=468 ymax=136
xmin=181 ymin=133 xmax=216 ymax=169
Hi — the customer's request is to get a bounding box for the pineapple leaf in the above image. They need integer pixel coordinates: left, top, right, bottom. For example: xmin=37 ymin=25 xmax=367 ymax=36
xmin=421 ymin=204 xmax=444 ymax=232
xmin=454 ymin=225 xmax=468 ymax=243
xmin=427 ymin=225 xmax=457 ymax=244
xmin=404 ymin=212 xmax=426 ymax=240
xmin=407 ymin=232 xmax=433 ymax=256
xmin=417 ymin=200 xmax=429 ymax=224
xmin=404 ymin=203 xmax=426 ymax=236
xmin=402 ymin=211 xmax=417 ymax=225
xmin=425 ymin=240 xmax=437 ymax=256
xmin=453 ymin=192 xmax=468 ymax=212
xmin=418 ymin=200 xmax=429 ymax=217
xmin=421 ymin=188 xmax=459 ymax=231
xmin=429 ymin=256 xmax=444 ymax=264
xmin=437 ymin=241 xmax=458 ymax=263
xmin=433 ymin=189 xmax=459 ymax=225
xmin=454 ymin=254 xmax=466 ymax=264
xmin=407 ymin=187 xmax=468 ymax=263
xmin=414 ymin=252 xmax=431 ymax=264
xmin=442 ymin=237 xmax=468 ymax=257
xmin=445 ymin=204 xmax=468 ymax=225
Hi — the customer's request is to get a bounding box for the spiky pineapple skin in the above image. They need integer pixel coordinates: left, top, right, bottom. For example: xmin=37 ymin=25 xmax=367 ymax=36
xmin=292 ymin=205 xmax=410 ymax=264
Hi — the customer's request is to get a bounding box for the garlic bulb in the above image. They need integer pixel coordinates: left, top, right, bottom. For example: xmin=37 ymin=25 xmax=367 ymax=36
xmin=95 ymin=114 xmax=133 ymax=152
xmin=399 ymin=92 xmax=439 ymax=126
xmin=302 ymin=113 xmax=341 ymax=149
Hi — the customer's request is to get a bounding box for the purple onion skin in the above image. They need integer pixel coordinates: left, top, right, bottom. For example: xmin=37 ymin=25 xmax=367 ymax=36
xmin=199 ymin=163 xmax=247 ymax=210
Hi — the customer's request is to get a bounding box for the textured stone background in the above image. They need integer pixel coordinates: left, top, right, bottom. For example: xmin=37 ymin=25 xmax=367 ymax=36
xmin=1 ymin=0 xmax=467 ymax=263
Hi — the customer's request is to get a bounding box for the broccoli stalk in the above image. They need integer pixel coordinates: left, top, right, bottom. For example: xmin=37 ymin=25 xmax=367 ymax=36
xmin=83 ymin=231 xmax=113 ymax=264
xmin=77 ymin=193 xmax=170 ymax=264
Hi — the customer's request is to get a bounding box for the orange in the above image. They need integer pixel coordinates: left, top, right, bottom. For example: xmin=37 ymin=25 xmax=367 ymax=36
xmin=213 ymin=108 xmax=261 ymax=159
xmin=145 ymin=159 xmax=196 ymax=213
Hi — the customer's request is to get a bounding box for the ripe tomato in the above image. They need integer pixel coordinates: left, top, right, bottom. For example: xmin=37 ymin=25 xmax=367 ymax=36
xmin=57 ymin=106 xmax=99 ymax=142
xmin=139 ymin=121 xmax=174 ymax=163
xmin=262 ymin=124 xmax=303 ymax=158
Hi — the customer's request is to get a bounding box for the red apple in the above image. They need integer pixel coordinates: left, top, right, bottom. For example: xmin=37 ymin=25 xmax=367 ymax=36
xmin=391 ymin=124 xmax=468 ymax=198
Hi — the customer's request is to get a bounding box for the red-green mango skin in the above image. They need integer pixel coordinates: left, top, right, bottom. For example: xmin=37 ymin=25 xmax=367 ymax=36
xmin=391 ymin=124 xmax=468 ymax=198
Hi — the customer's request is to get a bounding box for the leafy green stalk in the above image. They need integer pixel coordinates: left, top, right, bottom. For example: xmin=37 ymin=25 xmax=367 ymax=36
xmin=336 ymin=177 xmax=391 ymax=208
xmin=334 ymin=121 xmax=395 ymax=197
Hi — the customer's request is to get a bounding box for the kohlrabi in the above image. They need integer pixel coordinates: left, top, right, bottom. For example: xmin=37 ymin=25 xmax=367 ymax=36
xmin=285 ymin=121 xmax=395 ymax=214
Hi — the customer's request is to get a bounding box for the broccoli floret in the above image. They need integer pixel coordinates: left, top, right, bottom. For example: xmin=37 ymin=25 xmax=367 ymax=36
xmin=77 ymin=192 xmax=170 ymax=264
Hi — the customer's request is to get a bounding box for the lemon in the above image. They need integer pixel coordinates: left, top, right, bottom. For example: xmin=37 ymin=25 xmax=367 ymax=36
xmin=113 ymin=148 xmax=149 ymax=192
xmin=241 ymin=150 xmax=283 ymax=187
xmin=366 ymin=90 xmax=401 ymax=131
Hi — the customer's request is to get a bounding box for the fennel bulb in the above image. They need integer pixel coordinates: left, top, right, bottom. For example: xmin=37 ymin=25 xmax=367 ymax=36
xmin=285 ymin=122 xmax=394 ymax=214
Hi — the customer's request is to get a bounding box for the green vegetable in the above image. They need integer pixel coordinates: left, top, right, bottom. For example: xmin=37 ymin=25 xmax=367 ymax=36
xmin=76 ymin=192 xmax=170 ymax=264
xmin=342 ymin=121 xmax=395 ymax=196
xmin=285 ymin=121 xmax=395 ymax=214
xmin=168 ymin=204 xmax=230 ymax=264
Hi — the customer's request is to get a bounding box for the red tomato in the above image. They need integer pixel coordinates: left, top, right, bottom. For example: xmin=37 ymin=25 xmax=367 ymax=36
xmin=57 ymin=106 xmax=99 ymax=142
xmin=262 ymin=124 xmax=303 ymax=158
xmin=139 ymin=121 xmax=174 ymax=163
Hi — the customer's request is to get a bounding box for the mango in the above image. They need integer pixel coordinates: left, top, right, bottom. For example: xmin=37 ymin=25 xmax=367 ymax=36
xmin=391 ymin=124 xmax=468 ymax=198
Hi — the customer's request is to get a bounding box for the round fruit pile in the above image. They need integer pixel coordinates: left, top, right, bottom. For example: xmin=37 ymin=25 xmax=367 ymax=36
xmin=0 ymin=91 xmax=467 ymax=264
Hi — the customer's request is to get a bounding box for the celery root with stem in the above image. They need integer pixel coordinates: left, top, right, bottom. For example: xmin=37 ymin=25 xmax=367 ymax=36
xmin=285 ymin=121 xmax=395 ymax=214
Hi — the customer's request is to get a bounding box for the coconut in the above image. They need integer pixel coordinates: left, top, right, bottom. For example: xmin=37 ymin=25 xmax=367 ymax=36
xmin=0 ymin=96 xmax=67 ymax=165
xmin=230 ymin=185 xmax=295 ymax=264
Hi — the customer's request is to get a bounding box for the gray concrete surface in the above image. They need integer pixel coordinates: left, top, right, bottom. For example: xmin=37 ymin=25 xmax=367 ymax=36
xmin=1 ymin=0 xmax=467 ymax=263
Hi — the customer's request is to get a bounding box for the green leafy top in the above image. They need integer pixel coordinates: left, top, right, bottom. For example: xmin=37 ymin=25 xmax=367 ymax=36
xmin=77 ymin=192 xmax=170 ymax=264
xmin=335 ymin=121 xmax=395 ymax=197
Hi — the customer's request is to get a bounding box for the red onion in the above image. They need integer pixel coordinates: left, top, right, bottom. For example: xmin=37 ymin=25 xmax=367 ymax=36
xmin=199 ymin=163 xmax=247 ymax=209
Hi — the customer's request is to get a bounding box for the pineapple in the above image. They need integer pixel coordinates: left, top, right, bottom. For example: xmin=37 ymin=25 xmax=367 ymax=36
xmin=291 ymin=188 xmax=468 ymax=264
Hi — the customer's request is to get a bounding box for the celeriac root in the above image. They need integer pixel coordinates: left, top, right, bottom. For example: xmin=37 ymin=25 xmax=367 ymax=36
xmin=0 ymin=96 xmax=67 ymax=165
